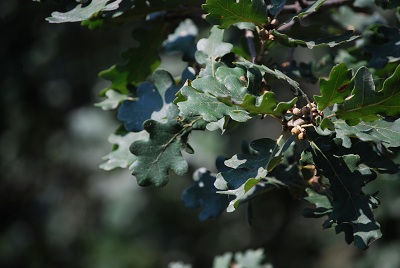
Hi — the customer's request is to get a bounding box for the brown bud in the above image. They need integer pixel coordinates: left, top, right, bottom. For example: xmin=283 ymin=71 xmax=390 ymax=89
xmin=301 ymin=106 xmax=311 ymax=115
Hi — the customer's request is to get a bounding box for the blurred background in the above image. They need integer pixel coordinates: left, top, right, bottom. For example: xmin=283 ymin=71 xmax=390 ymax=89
xmin=1 ymin=1 xmax=400 ymax=267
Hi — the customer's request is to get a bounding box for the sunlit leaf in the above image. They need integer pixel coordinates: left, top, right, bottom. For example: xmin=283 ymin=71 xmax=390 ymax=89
xmin=314 ymin=63 xmax=353 ymax=110
xmin=46 ymin=0 xmax=122 ymax=23
xmin=334 ymin=65 xmax=400 ymax=125
xmin=202 ymin=0 xmax=268 ymax=29
xmin=94 ymin=89 xmax=131 ymax=110
xmin=195 ymin=26 xmax=233 ymax=77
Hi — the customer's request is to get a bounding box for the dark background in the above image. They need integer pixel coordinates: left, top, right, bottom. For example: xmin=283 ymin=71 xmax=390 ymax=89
xmin=1 ymin=1 xmax=400 ymax=267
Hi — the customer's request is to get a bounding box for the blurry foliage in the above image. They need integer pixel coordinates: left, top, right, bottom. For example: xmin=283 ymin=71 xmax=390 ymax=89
xmin=1 ymin=0 xmax=400 ymax=268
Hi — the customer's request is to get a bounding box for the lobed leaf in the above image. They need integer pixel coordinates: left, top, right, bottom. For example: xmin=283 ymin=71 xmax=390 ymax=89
xmin=182 ymin=168 xmax=231 ymax=221
xmin=364 ymin=25 xmax=400 ymax=68
xmin=46 ymin=0 xmax=122 ymax=23
xmin=215 ymin=137 xmax=297 ymax=211
xmin=94 ymin=89 xmax=131 ymax=110
xmin=99 ymin=132 xmax=148 ymax=171
xmin=117 ymin=69 xmax=180 ymax=132
xmin=99 ymin=24 xmax=166 ymax=94
xmin=273 ymin=25 xmax=359 ymax=49
xmin=332 ymin=117 xmax=400 ymax=149
xmin=304 ymin=133 xmax=382 ymax=249
xmin=334 ymin=65 xmax=400 ymax=125
xmin=195 ymin=26 xmax=233 ymax=77
xmin=176 ymin=82 xmax=251 ymax=123
xmin=202 ymin=0 xmax=268 ymax=29
xmin=234 ymin=92 xmax=298 ymax=117
xmin=314 ymin=63 xmax=354 ymax=110
xmin=269 ymin=0 xmax=288 ymax=15
xmin=129 ymin=108 xmax=197 ymax=187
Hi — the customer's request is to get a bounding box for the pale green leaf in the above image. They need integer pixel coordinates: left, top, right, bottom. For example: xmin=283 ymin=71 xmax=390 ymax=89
xmin=95 ymin=89 xmax=131 ymax=110
xmin=46 ymin=0 xmax=122 ymax=23
xmin=100 ymin=132 xmax=148 ymax=171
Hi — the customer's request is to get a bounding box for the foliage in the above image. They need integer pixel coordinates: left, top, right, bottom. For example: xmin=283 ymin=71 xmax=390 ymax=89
xmin=39 ymin=0 xmax=400 ymax=262
xmin=169 ymin=248 xmax=272 ymax=268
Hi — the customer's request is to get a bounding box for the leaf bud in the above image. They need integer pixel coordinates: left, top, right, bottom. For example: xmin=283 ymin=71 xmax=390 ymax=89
xmin=292 ymin=107 xmax=302 ymax=115
xmin=298 ymin=132 xmax=306 ymax=140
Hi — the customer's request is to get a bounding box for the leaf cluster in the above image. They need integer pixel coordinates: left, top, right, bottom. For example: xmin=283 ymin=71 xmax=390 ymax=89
xmin=39 ymin=0 xmax=400 ymax=252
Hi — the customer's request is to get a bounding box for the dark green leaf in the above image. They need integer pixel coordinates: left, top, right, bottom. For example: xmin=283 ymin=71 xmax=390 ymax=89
xmin=279 ymin=0 xmax=326 ymax=26
xmin=117 ymin=69 xmax=180 ymax=132
xmin=99 ymin=24 xmax=166 ymax=94
xmin=46 ymin=0 xmax=122 ymax=23
xmin=182 ymin=168 xmax=231 ymax=220
xmin=273 ymin=25 xmax=359 ymax=49
xmin=364 ymin=25 xmax=400 ymax=68
xmin=334 ymin=65 xmax=400 ymax=125
xmin=118 ymin=82 xmax=163 ymax=132
xmin=333 ymin=118 xmax=400 ymax=149
xmin=202 ymin=0 xmax=268 ymax=29
xmin=215 ymin=137 xmax=297 ymax=211
xmin=269 ymin=0 xmax=288 ymax=15
xmin=129 ymin=106 xmax=201 ymax=187
xmin=305 ymin=133 xmax=382 ymax=249
xmin=163 ymin=19 xmax=198 ymax=60
xmin=303 ymin=188 xmax=333 ymax=218
xmin=314 ymin=63 xmax=354 ymax=110
xmin=237 ymin=61 xmax=302 ymax=93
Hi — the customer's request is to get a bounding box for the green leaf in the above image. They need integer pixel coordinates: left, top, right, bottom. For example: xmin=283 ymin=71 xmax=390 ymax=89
xmin=234 ymin=248 xmax=272 ymax=268
xmin=272 ymin=25 xmax=359 ymax=49
xmin=364 ymin=25 xmax=400 ymax=68
xmin=237 ymin=61 xmax=302 ymax=93
xmin=94 ymin=89 xmax=131 ymax=110
xmin=129 ymin=107 xmax=201 ymax=187
xmin=314 ymin=63 xmax=353 ymax=110
xmin=332 ymin=6 xmax=384 ymax=32
xmin=305 ymin=133 xmax=382 ymax=249
xmin=176 ymin=82 xmax=251 ymax=123
xmin=99 ymin=132 xmax=148 ymax=171
xmin=182 ymin=168 xmax=230 ymax=221
xmin=333 ymin=117 xmax=400 ymax=149
xmin=202 ymin=0 xmax=268 ymax=29
xmin=303 ymin=188 xmax=333 ymax=218
xmin=234 ymin=92 xmax=298 ymax=117
xmin=283 ymin=0 xmax=327 ymax=23
xmin=269 ymin=0 xmax=288 ymax=15
xmin=46 ymin=0 xmax=122 ymax=23
xmin=215 ymin=138 xmax=297 ymax=211
xmin=334 ymin=65 xmax=400 ymax=125
xmin=195 ymin=26 xmax=233 ymax=77
xmin=99 ymin=24 xmax=166 ymax=94
xmin=163 ymin=18 xmax=198 ymax=60
xmin=117 ymin=82 xmax=163 ymax=132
